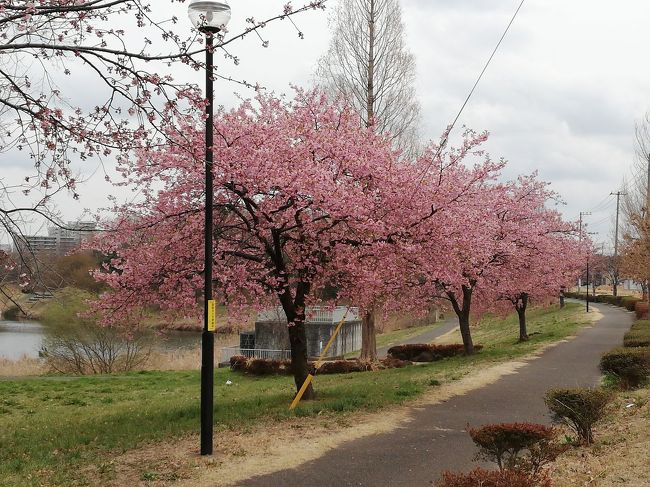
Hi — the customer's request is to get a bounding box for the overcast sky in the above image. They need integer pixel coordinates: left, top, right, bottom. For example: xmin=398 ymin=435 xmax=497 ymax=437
xmin=3 ymin=0 xmax=650 ymax=251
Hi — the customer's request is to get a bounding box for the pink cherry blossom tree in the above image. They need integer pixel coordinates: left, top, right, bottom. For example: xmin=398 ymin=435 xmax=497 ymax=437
xmin=90 ymin=90 xmax=414 ymax=398
xmin=479 ymin=176 xmax=586 ymax=341
xmin=333 ymin=132 xmax=506 ymax=360
xmin=407 ymin=171 xmax=583 ymax=354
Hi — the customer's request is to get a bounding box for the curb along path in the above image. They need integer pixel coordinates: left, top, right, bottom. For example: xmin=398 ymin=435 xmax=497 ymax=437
xmin=236 ymin=304 xmax=633 ymax=487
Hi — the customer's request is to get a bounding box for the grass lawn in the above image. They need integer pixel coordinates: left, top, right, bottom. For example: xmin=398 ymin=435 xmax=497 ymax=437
xmin=375 ymin=321 xmax=443 ymax=349
xmin=0 ymin=303 xmax=593 ymax=486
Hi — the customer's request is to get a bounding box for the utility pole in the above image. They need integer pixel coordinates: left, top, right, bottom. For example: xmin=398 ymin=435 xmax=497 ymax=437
xmin=611 ymin=191 xmax=626 ymax=297
xmin=580 ymin=212 xmax=592 ymax=312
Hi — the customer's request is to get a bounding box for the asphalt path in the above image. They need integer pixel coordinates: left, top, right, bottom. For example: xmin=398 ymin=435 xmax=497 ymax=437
xmin=236 ymin=303 xmax=632 ymax=487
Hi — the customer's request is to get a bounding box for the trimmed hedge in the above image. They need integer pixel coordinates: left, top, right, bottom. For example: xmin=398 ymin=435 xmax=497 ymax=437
xmin=468 ymin=423 xmax=557 ymax=471
xmin=630 ymin=319 xmax=650 ymax=332
xmin=626 ymin=320 xmax=650 ymax=348
xmin=624 ymin=320 xmax=650 ymax=348
xmin=318 ymin=360 xmax=372 ymax=374
xmin=544 ymin=387 xmax=612 ymax=445
xmin=564 ymin=292 xmax=642 ymax=310
xmin=435 ymin=468 xmax=551 ymax=487
xmin=635 ymin=302 xmax=650 ymax=319
xmin=623 ymin=296 xmax=642 ymax=311
xmin=600 ymin=347 xmax=650 ymax=388
xmin=229 ymin=356 xmax=412 ymax=376
xmin=387 ymin=343 xmax=483 ymax=362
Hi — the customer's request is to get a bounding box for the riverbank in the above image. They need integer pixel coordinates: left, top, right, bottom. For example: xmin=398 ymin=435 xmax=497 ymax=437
xmin=0 ymin=304 xmax=595 ymax=486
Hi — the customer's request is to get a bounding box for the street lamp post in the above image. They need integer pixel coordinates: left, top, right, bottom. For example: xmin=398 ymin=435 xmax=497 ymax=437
xmin=187 ymin=0 xmax=232 ymax=456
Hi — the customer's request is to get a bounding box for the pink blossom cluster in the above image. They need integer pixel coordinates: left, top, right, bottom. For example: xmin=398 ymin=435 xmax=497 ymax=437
xmin=86 ymin=90 xmax=587 ymax=354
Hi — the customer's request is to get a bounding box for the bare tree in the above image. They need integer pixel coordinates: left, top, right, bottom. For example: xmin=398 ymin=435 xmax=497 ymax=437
xmin=316 ymin=0 xmax=420 ymax=361
xmin=621 ymin=111 xmax=650 ymax=299
xmin=316 ymin=0 xmax=420 ymax=154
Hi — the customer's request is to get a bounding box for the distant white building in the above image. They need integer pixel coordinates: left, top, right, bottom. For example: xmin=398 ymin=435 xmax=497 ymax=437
xmin=16 ymin=221 xmax=98 ymax=256
xmin=622 ymin=279 xmax=644 ymax=292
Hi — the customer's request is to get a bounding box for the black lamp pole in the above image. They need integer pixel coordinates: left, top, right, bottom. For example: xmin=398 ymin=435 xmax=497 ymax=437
xmin=201 ymin=29 xmax=216 ymax=456
xmin=586 ymin=255 xmax=590 ymax=313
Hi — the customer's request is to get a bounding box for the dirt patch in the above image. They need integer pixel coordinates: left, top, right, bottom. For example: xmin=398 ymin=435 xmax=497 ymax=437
xmin=552 ymin=387 xmax=650 ymax=487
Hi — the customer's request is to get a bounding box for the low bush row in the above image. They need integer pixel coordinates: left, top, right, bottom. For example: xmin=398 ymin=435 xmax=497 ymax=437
xmin=623 ymin=319 xmax=650 ymax=348
xmin=597 ymin=315 xmax=650 ymax=389
xmin=600 ymin=347 xmax=650 ymax=389
xmin=563 ymin=291 xmax=642 ymax=311
xmin=387 ymin=343 xmax=482 ymax=362
xmin=229 ymin=355 xmax=412 ymax=376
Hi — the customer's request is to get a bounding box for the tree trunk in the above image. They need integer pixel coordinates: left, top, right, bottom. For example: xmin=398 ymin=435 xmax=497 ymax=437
xmin=366 ymin=0 xmax=375 ymax=126
xmin=516 ymin=293 xmax=529 ymax=342
xmin=360 ymin=308 xmax=377 ymax=361
xmin=287 ymin=321 xmax=315 ymax=400
xmin=448 ymin=285 xmax=475 ymax=355
xmin=279 ymin=283 xmax=315 ymax=400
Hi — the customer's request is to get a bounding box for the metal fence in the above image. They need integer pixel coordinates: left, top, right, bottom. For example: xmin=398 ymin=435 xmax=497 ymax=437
xmin=220 ymin=346 xmax=291 ymax=363
xmin=256 ymin=305 xmax=360 ymax=324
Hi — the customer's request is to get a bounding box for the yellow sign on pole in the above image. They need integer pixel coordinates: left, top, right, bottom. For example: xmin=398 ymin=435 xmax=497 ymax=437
xmin=207 ymin=300 xmax=216 ymax=331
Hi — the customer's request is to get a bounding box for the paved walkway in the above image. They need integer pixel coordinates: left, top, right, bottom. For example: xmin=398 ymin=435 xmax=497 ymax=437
xmin=376 ymin=315 xmax=458 ymax=358
xmin=237 ymin=303 xmax=632 ymax=487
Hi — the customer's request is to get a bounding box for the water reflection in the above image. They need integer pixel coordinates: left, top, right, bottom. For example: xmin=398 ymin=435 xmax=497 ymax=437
xmin=0 ymin=320 xmax=217 ymax=361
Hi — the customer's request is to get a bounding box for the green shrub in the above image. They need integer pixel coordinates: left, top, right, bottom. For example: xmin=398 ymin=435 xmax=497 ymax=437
xmin=387 ymin=343 xmax=483 ymax=362
xmin=624 ymin=329 xmax=650 ymax=348
xmin=621 ymin=296 xmax=642 ymax=312
xmin=1 ymin=305 xmax=21 ymax=320
xmin=597 ymin=294 xmax=621 ymax=306
xmin=630 ymin=320 xmax=650 ymax=332
xmin=544 ymin=388 xmax=612 ymax=444
xmin=599 ymin=347 xmax=650 ymax=388
xmin=435 ymin=468 xmax=551 ymax=487
xmin=468 ymin=423 xmax=559 ymax=472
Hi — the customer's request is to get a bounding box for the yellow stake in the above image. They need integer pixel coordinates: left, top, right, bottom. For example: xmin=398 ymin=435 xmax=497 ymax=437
xmin=289 ymin=310 xmax=349 ymax=410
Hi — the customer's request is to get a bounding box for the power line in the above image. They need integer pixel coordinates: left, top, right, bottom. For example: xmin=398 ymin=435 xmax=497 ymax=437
xmin=588 ymin=196 xmax=614 ymax=213
xmin=412 ymin=0 xmax=527 ymax=188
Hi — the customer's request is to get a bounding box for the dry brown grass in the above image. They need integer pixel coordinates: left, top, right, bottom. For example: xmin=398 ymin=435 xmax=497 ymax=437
xmin=0 ymin=335 xmax=239 ymax=377
xmin=0 ymin=355 xmax=45 ymax=377
xmin=552 ymin=386 xmax=650 ymax=487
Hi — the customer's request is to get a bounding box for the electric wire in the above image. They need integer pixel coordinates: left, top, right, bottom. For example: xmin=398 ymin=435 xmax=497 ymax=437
xmin=411 ymin=0 xmax=527 ymax=191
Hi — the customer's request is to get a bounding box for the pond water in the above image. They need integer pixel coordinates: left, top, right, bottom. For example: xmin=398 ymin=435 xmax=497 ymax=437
xmin=0 ymin=320 xmax=205 ymax=361
xmin=0 ymin=321 xmax=45 ymax=360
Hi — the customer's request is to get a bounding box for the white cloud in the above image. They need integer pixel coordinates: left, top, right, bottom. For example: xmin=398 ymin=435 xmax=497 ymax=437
xmin=3 ymin=0 xmax=649 ymax=250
